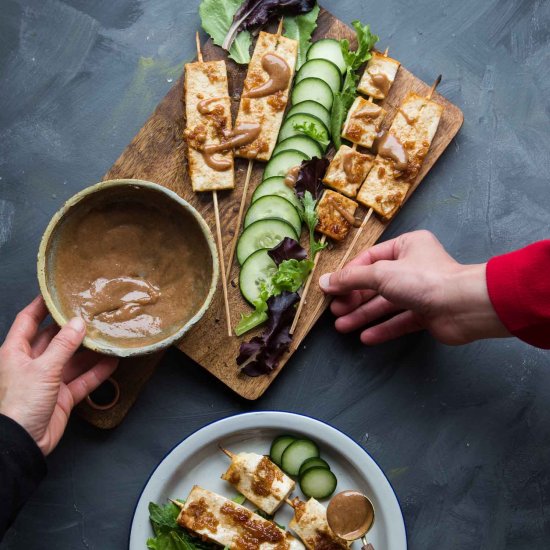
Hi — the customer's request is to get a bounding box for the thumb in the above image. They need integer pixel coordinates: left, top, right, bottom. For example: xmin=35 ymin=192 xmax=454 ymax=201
xmin=39 ymin=317 xmax=86 ymax=370
xmin=319 ymin=263 xmax=389 ymax=295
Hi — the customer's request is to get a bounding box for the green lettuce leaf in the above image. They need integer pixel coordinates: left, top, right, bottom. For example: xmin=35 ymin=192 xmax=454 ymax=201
xmin=283 ymin=3 xmax=320 ymax=69
xmin=199 ymin=0 xmax=252 ymax=64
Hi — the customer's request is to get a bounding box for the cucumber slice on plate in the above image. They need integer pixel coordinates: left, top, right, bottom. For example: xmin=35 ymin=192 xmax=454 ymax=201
xmin=244 ymin=195 xmax=301 ymax=236
xmin=278 ymin=114 xmax=329 ymax=147
xmin=291 ymin=78 xmax=334 ymax=111
xmin=236 ymin=219 xmax=298 ymax=265
xmin=252 ymin=177 xmax=301 ymax=209
xmin=286 ymin=101 xmax=331 ymax=131
xmin=281 ymin=438 xmax=320 ymax=476
xmin=273 ymin=135 xmax=323 ymax=160
xmin=270 ymin=435 xmax=296 ymax=466
xmin=295 ymin=59 xmax=342 ymax=93
xmin=299 ymin=467 xmax=337 ymax=499
xmin=239 ymin=249 xmax=277 ymax=305
xmin=298 ymin=457 xmax=331 ymax=476
xmin=263 ymin=149 xmax=308 ymax=181
xmin=306 ymin=38 xmax=346 ymax=74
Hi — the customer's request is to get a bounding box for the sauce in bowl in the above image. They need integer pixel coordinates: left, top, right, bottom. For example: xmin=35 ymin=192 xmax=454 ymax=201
xmin=41 ymin=181 xmax=216 ymax=352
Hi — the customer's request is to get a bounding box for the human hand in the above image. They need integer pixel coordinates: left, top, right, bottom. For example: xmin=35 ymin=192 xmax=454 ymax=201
xmin=0 ymin=296 xmax=118 ymax=455
xmin=319 ymin=230 xmax=509 ymax=346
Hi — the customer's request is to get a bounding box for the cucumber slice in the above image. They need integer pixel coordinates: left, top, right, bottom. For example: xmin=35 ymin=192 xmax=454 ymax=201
xmin=278 ymin=114 xmax=329 ymax=147
xmin=273 ymin=135 xmax=323 ymax=159
xmin=244 ymin=195 xmax=301 ymax=236
xmin=239 ymin=249 xmax=277 ymax=305
xmin=306 ymin=38 xmax=346 ymax=74
xmin=295 ymin=59 xmax=342 ymax=93
xmin=252 ymin=177 xmax=301 ymax=209
xmin=281 ymin=439 xmax=320 ymax=476
xmin=291 ymin=78 xmax=334 ymax=111
xmin=236 ymin=219 xmax=298 ymax=265
xmin=298 ymin=457 xmax=331 ymax=477
xmin=299 ymin=467 xmax=337 ymax=499
xmin=286 ymin=101 xmax=331 ymax=131
xmin=263 ymin=150 xmax=308 ymax=181
xmin=270 ymin=435 xmax=296 ymax=466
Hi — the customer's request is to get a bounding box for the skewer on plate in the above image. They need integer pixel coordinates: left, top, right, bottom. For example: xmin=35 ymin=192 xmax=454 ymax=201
xmin=225 ymin=18 xmax=297 ymax=281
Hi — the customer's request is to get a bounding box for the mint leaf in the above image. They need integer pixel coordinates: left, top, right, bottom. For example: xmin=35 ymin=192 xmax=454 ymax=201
xmin=199 ymin=0 xmax=252 ymax=64
xmin=283 ymin=3 xmax=320 ymax=69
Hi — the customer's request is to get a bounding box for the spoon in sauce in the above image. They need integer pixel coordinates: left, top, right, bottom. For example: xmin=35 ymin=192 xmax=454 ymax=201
xmin=327 ymin=490 xmax=376 ymax=550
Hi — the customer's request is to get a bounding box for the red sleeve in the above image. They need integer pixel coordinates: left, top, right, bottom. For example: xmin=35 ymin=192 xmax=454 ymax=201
xmin=486 ymin=240 xmax=550 ymax=349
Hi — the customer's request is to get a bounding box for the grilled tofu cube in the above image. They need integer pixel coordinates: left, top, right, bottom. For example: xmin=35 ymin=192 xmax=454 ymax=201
xmin=323 ymin=145 xmax=374 ymax=198
xmin=356 ymin=92 xmax=444 ymax=220
xmin=178 ymin=486 xmax=305 ymax=550
xmin=289 ymin=498 xmax=349 ymax=550
xmin=184 ymin=60 xmax=234 ymax=192
xmin=357 ymin=51 xmax=400 ymax=100
xmin=341 ymin=96 xmax=386 ymax=149
xmin=222 ymin=452 xmax=295 ymax=515
xmin=316 ymin=190 xmax=358 ymax=242
xmin=236 ymin=32 xmax=298 ymax=161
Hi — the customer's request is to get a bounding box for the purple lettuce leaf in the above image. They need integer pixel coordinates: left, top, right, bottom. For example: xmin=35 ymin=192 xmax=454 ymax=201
xmin=268 ymin=237 xmax=307 ymax=266
xmin=294 ymin=156 xmax=330 ymax=201
xmin=222 ymin=0 xmax=316 ymax=51
xmin=237 ymin=291 xmax=300 ymax=376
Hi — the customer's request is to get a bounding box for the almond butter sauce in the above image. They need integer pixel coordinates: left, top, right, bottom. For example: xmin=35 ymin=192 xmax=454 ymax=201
xmin=342 ymin=152 xmax=362 ymax=183
xmin=243 ymin=53 xmax=291 ymax=99
xmin=373 ymin=131 xmax=409 ymax=171
xmin=327 ymin=196 xmax=361 ymax=227
xmin=370 ymin=72 xmax=391 ymax=96
xmin=355 ymin=102 xmax=382 ymax=119
xmin=326 ymin=490 xmax=375 ymax=541
xmin=202 ymin=123 xmax=261 ymax=171
xmin=53 ymin=188 xmax=212 ymax=347
xmin=197 ymin=96 xmax=227 ymax=115
xmin=284 ymin=165 xmax=301 ymax=188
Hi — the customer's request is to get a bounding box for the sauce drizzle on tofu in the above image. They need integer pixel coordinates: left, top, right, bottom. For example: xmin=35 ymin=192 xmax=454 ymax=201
xmin=244 ymin=54 xmax=291 ymax=99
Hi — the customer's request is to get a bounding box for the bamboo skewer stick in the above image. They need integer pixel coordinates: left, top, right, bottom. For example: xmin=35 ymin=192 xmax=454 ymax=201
xmin=170 ymin=498 xmax=184 ymax=509
xmin=285 ymin=498 xmax=296 ymax=508
xmin=219 ymin=445 xmax=236 ymax=459
xmin=195 ymin=32 xmax=232 ymax=336
xmin=226 ymin=160 xmax=253 ymax=281
xmin=427 ymin=74 xmax=442 ymax=100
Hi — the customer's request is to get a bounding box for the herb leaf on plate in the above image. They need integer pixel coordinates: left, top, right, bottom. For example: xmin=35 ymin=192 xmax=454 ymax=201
xmin=237 ymin=291 xmax=300 ymax=376
xmin=292 ymin=121 xmax=329 ymax=148
xmin=282 ymin=3 xmax=321 ymax=69
xmin=330 ymin=21 xmax=378 ymax=148
xmin=199 ymin=0 xmax=253 ymax=64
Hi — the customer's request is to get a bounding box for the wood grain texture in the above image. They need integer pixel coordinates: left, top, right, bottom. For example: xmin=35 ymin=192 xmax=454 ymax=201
xmin=79 ymin=6 xmax=463 ymax=424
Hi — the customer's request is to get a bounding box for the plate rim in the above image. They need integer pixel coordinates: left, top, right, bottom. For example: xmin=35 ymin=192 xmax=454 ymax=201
xmin=128 ymin=410 xmax=407 ymax=549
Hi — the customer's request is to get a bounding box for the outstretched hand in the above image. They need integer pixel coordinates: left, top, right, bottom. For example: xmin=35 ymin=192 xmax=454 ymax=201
xmin=0 ymin=296 xmax=118 ymax=455
xmin=319 ymin=230 xmax=509 ymax=346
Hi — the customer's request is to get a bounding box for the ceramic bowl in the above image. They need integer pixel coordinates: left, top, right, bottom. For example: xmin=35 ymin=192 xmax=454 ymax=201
xmin=37 ymin=179 xmax=219 ymax=357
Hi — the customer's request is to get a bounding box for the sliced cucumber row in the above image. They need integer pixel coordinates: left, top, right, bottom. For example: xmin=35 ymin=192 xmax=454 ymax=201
xmin=295 ymin=59 xmax=342 ymax=93
xmin=239 ymin=249 xmax=277 ymax=305
xmin=244 ymin=195 xmax=301 ymax=236
xmin=279 ymin=114 xmax=329 ymax=148
xmin=273 ymin=135 xmax=323 ymax=159
xmin=252 ymin=177 xmax=301 ymax=209
xmin=269 ymin=434 xmax=337 ymax=499
xmin=306 ymin=38 xmax=346 ymax=74
xmin=263 ymin=149 xmax=308 ymax=181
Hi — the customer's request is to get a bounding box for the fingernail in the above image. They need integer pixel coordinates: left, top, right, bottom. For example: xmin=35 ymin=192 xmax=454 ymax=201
xmin=68 ymin=317 xmax=85 ymax=333
xmin=319 ymin=273 xmax=332 ymax=290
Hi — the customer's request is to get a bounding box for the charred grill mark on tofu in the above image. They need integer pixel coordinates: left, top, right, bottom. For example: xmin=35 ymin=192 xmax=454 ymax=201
xmin=323 ymin=146 xmax=374 ymax=198
xmin=316 ymin=190 xmax=359 ymax=242
xmin=356 ymin=91 xmax=443 ymax=219
xmin=341 ymin=96 xmax=386 ymax=149
xmin=184 ymin=60 xmax=234 ymax=191
xmin=235 ymin=32 xmax=298 ymax=161
xmin=357 ymin=52 xmax=401 ymax=100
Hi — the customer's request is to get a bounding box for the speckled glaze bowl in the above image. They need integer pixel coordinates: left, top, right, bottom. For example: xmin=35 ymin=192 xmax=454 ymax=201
xmin=37 ymin=179 xmax=219 ymax=357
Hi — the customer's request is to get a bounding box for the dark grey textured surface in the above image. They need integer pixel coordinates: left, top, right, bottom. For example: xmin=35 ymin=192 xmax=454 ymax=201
xmin=1 ymin=0 xmax=549 ymax=548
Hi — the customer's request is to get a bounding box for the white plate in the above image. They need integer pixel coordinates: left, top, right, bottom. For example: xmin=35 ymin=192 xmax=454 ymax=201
xmin=129 ymin=411 xmax=407 ymax=550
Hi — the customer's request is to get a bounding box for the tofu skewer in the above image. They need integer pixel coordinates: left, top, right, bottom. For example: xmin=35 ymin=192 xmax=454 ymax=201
xmin=220 ymin=446 xmax=295 ymax=515
xmin=285 ymin=497 xmax=350 ymax=550
xmin=290 ymin=48 xmax=399 ymax=334
xmin=185 ymin=34 xmax=233 ymax=336
xmin=174 ymin=486 xmax=305 ymax=550
xmin=225 ymin=19 xmax=298 ymax=282
xmin=305 ymin=75 xmax=444 ymax=332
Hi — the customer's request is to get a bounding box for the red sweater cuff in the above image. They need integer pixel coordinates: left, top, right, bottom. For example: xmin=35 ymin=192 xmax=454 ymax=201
xmin=486 ymin=240 xmax=550 ymax=349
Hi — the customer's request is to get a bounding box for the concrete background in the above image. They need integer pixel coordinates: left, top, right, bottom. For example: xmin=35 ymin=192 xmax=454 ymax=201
xmin=1 ymin=0 xmax=549 ymax=548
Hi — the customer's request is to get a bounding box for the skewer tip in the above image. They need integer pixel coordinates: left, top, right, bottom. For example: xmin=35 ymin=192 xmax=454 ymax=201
xmin=195 ymin=31 xmax=203 ymax=62
xmin=427 ymin=74 xmax=442 ymax=100
xmin=219 ymin=444 xmax=236 ymax=459
xmin=276 ymin=17 xmax=284 ymax=36
xmin=170 ymin=498 xmax=184 ymax=510
xmin=285 ymin=498 xmax=296 ymax=508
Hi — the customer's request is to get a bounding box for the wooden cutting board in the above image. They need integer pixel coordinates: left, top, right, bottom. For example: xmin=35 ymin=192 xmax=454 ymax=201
xmin=77 ymin=6 xmax=463 ymax=427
